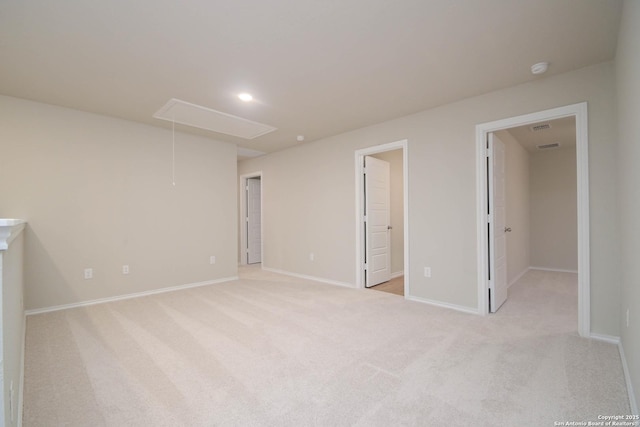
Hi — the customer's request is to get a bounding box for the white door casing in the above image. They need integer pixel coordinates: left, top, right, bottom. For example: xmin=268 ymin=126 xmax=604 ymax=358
xmin=364 ymin=156 xmax=391 ymax=287
xmin=354 ymin=139 xmax=409 ymax=295
xmin=476 ymin=102 xmax=590 ymax=337
xmin=488 ymin=133 xmax=508 ymax=312
xmin=247 ymin=177 xmax=262 ymax=264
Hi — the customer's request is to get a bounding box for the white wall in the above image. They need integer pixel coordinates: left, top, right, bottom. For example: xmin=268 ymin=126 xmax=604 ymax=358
xmin=615 ymin=0 xmax=640 ymax=413
xmin=496 ymin=128 xmax=577 ymax=281
xmin=496 ymin=131 xmax=530 ymax=285
xmin=529 ymin=148 xmax=577 ymax=271
xmin=0 ymin=95 xmax=238 ymax=310
xmin=239 ymin=61 xmax=620 ymax=335
xmin=371 ymin=150 xmax=404 ymax=275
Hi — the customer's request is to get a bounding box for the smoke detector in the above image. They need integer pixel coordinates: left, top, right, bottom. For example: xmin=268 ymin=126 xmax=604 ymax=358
xmin=531 ymin=62 xmax=549 ymax=75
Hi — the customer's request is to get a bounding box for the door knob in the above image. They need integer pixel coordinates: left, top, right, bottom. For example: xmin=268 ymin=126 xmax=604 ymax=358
xmin=504 ymin=227 xmax=512 ymax=232
xmin=387 ymin=225 xmax=393 ymax=230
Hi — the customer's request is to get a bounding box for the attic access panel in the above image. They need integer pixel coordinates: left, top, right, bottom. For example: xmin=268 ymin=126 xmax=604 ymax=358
xmin=153 ymin=98 xmax=277 ymax=139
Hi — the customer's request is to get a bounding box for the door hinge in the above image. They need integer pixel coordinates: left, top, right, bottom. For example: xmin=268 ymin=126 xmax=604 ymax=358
xmin=363 ymin=215 xmax=368 ymax=223
xmin=246 ymin=217 xmax=249 ymax=222
xmin=364 ymin=263 xmax=368 ymax=271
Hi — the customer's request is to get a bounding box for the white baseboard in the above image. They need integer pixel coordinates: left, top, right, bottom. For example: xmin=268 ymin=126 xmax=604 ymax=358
xmin=589 ymin=333 xmax=638 ymax=414
xmin=261 ymin=267 xmax=354 ymax=288
xmin=508 ymin=267 xmax=529 ymax=288
xmin=406 ymin=295 xmax=478 ymax=315
xmin=529 ymin=266 xmax=578 ymax=274
xmin=589 ymin=333 xmax=621 ymax=345
xmin=618 ymin=340 xmax=639 ymax=415
xmin=25 ymin=276 xmax=239 ymax=315
xmin=390 ymin=271 xmax=404 ymax=279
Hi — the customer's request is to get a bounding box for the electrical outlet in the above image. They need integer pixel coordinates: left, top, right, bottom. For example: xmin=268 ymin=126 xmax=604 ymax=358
xmin=424 ymin=267 xmax=431 ymax=278
xmin=309 ymin=252 xmax=315 ymax=261
xmin=122 ymin=265 xmax=129 ymax=275
xmin=210 ymin=255 xmax=216 ymax=265
xmin=84 ymin=268 xmax=93 ymax=279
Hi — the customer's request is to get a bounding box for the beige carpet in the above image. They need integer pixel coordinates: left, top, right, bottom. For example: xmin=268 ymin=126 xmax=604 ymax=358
xmin=23 ymin=267 xmax=630 ymax=426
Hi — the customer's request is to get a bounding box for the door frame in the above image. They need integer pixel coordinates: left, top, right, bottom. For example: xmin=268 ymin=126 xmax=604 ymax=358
xmin=239 ymin=171 xmax=263 ymax=266
xmin=355 ymin=139 xmax=409 ymax=294
xmin=475 ymin=102 xmax=590 ymax=337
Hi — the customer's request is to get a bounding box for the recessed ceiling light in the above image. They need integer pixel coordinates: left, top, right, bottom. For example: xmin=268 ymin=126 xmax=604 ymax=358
xmin=530 ymin=62 xmax=549 ymax=75
xmin=238 ymin=93 xmax=253 ymax=102
xmin=297 ymin=135 xmax=305 ymax=142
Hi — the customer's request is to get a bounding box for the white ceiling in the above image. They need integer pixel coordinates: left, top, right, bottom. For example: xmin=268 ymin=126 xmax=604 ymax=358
xmin=0 ymin=0 xmax=622 ymax=156
xmin=506 ymin=117 xmax=577 ymax=153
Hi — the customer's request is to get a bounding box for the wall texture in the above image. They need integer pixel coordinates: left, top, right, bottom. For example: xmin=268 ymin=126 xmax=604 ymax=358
xmin=496 ymin=131 xmax=530 ymax=285
xmin=371 ymin=149 xmax=404 ymax=275
xmin=0 ymin=96 xmax=238 ymax=310
xmin=615 ymin=0 xmax=640 ymax=413
xmin=529 ymin=148 xmax=578 ymax=271
xmin=239 ymin=61 xmax=619 ymax=334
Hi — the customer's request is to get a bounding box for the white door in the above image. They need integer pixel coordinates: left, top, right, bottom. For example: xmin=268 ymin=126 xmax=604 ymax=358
xmin=247 ymin=177 xmax=262 ymax=264
xmin=364 ymin=156 xmax=391 ymax=287
xmin=488 ymin=133 xmax=508 ymax=312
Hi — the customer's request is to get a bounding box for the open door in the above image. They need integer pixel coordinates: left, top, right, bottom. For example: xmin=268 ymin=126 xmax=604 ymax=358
xmin=488 ymin=133 xmax=508 ymax=311
xmin=477 ymin=103 xmax=588 ymax=334
xmin=246 ymin=177 xmax=262 ymax=264
xmin=364 ymin=156 xmax=391 ymax=287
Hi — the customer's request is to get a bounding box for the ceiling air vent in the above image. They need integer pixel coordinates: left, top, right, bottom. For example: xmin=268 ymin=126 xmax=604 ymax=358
xmin=537 ymin=142 xmax=560 ymax=150
xmin=530 ymin=123 xmax=551 ymax=132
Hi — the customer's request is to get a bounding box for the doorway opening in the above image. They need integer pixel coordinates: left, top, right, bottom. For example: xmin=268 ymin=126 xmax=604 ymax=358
xmin=239 ymin=172 xmax=263 ymax=266
xmin=476 ymin=102 xmax=590 ymax=337
xmin=355 ymin=140 xmax=409 ymax=296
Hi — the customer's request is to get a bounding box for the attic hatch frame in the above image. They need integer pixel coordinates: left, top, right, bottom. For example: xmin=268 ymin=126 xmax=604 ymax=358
xmin=475 ymin=102 xmax=590 ymax=338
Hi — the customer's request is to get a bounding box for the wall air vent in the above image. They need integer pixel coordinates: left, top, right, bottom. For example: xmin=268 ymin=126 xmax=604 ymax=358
xmin=537 ymin=142 xmax=561 ymax=150
xmin=153 ymin=98 xmax=277 ymax=139
xmin=530 ymin=123 xmax=551 ymax=132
